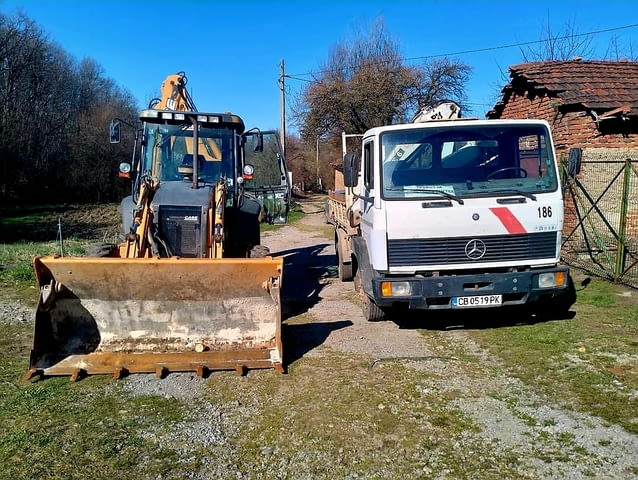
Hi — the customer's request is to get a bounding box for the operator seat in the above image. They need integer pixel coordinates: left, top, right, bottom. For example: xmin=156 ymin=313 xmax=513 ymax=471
xmin=177 ymin=154 xmax=205 ymax=180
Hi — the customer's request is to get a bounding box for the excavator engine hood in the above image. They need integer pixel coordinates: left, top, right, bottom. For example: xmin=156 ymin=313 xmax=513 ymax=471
xmin=25 ymin=255 xmax=284 ymax=380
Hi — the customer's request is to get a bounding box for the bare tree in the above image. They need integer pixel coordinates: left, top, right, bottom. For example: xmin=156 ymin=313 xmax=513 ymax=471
xmin=294 ymin=19 xmax=471 ymax=139
xmin=403 ymin=58 xmax=471 ymax=120
xmin=282 ymin=134 xmax=314 ymax=192
xmin=603 ymin=35 xmax=638 ymax=61
xmin=0 ymin=11 xmax=138 ymax=204
xmin=520 ymin=15 xmax=595 ymax=61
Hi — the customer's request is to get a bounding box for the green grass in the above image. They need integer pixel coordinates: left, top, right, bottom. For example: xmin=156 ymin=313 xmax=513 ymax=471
xmin=0 ymin=241 xmax=90 ymax=303
xmin=260 ymin=200 xmax=305 ymax=232
xmin=0 ymin=322 xmax=193 ymax=480
xmin=466 ymin=276 xmax=638 ymax=434
xmin=0 ymin=204 xmax=73 ymax=241
xmin=0 ymin=321 xmax=527 ymax=480
xmin=1 ymin=203 xmax=104 ymax=301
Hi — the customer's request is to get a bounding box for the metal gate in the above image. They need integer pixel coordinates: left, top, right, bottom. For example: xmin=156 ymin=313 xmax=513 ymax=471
xmin=561 ymin=154 xmax=638 ymax=289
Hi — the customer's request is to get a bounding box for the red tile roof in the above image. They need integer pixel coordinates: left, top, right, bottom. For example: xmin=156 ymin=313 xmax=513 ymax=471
xmin=488 ymin=59 xmax=638 ymax=117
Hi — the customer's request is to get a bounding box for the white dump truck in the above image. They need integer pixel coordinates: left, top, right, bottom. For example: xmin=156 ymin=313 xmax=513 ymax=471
xmin=329 ymin=110 xmax=575 ymax=321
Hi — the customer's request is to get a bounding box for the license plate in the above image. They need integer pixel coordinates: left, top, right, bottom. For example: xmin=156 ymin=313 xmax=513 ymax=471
xmin=451 ymin=294 xmax=502 ymax=308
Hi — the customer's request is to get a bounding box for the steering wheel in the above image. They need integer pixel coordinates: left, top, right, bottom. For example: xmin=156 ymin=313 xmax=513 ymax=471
xmin=486 ymin=167 xmax=528 ymax=180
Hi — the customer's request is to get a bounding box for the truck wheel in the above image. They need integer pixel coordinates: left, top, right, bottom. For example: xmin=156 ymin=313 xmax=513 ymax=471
xmin=336 ymin=246 xmax=353 ymax=281
xmin=362 ymin=294 xmax=386 ymax=322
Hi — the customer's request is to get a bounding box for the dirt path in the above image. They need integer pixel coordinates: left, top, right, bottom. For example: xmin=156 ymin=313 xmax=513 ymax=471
xmin=262 ymin=195 xmax=431 ymax=362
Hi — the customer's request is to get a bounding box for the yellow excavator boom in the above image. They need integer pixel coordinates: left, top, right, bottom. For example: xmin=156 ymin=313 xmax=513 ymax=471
xmin=152 ymin=72 xmax=197 ymax=111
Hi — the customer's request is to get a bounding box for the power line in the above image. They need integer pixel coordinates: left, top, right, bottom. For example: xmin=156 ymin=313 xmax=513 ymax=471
xmin=403 ymin=23 xmax=638 ymax=62
xmin=283 ymin=75 xmax=313 ymax=82
xmin=288 ymin=22 xmax=638 ymax=78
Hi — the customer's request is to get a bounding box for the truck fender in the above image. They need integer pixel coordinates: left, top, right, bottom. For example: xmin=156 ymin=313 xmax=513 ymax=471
xmin=335 ymin=228 xmax=353 ymax=261
xmin=351 ymin=235 xmax=375 ymax=297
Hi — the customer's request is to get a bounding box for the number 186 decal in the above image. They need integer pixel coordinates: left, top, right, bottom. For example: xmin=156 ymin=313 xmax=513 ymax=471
xmin=537 ymin=205 xmax=553 ymax=218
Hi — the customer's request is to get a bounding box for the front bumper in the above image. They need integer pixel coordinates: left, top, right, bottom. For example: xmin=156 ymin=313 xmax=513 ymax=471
xmin=370 ymin=266 xmax=570 ymax=310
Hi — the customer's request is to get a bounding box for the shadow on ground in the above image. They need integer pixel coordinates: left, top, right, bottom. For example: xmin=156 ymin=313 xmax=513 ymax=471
xmin=388 ymin=306 xmax=576 ymax=331
xmin=282 ymin=319 xmax=353 ymax=366
xmin=271 ymin=243 xmax=336 ymax=318
xmin=270 ymin=242 xmax=354 ymax=366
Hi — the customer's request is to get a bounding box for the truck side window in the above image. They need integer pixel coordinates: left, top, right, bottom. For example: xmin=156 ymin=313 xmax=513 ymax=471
xmin=363 ymin=141 xmax=374 ymax=189
xmin=518 ymin=134 xmax=545 ymax=179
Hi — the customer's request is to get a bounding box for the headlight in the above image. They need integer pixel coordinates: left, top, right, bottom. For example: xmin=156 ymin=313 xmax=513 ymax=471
xmin=380 ymin=281 xmax=411 ymax=297
xmin=140 ymin=109 xmax=159 ymax=118
xmin=538 ymin=271 xmax=567 ymax=288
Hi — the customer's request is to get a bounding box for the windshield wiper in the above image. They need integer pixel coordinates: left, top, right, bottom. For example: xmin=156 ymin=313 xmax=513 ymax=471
xmin=472 ymin=189 xmax=537 ymax=201
xmin=386 ymin=187 xmax=464 ymax=205
xmin=491 ymin=189 xmax=537 ymax=201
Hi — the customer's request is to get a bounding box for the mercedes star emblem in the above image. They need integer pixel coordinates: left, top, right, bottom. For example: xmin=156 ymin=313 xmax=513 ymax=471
xmin=465 ymin=239 xmax=487 ymax=260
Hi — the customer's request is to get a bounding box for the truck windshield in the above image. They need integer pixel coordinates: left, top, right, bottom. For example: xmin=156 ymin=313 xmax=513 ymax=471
xmin=141 ymin=123 xmax=236 ymax=184
xmin=380 ymin=124 xmax=558 ymax=199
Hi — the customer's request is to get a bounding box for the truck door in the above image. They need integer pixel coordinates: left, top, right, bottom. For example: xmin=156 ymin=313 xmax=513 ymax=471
xmin=243 ymin=130 xmax=291 ymax=224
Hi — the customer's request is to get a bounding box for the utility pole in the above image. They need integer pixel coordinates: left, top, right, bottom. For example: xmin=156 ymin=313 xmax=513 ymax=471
xmin=316 ymin=136 xmax=320 ymax=190
xmin=279 ymin=59 xmax=286 ymax=158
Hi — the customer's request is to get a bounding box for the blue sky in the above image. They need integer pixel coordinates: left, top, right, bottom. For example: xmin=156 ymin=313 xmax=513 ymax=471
xmin=1 ymin=0 xmax=637 ymax=133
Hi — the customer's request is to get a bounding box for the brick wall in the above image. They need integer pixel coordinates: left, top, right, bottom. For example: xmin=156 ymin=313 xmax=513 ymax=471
xmin=496 ymin=90 xmax=638 ymax=154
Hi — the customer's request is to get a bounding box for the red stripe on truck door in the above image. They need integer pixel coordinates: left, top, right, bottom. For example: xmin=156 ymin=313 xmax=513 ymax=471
xmin=489 ymin=207 xmax=527 ymax=234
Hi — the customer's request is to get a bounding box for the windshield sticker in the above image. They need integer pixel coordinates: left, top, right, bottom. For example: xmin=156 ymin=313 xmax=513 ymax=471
xmin=403 ymin=184 xmax=456 ymax=195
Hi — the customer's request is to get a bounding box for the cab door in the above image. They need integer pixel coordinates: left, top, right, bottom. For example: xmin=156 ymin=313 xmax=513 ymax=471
xmin=243 ymin=130 xmax=291 ymax=224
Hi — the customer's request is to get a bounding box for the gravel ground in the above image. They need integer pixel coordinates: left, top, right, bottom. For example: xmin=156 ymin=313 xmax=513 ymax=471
xmin=3 ymin=195 xmax=637 ymax=479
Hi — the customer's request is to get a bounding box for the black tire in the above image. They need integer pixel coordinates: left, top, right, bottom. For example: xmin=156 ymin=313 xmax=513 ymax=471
xmin=86 ymin=243 xmax=116 ymax=257
xmin=361 ymin=293 xmax=386 ymax=322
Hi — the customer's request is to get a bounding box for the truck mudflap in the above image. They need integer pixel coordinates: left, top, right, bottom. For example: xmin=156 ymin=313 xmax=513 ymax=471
xmin=24 ymin=256 xmax=284 ymax=381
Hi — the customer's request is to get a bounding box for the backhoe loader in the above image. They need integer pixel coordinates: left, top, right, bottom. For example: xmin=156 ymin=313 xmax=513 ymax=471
xmin=24 ymin=72 xmax=291 ymax=381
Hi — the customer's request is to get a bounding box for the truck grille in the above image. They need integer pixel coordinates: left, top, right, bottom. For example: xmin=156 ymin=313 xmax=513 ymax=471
xmin=387 ymin=232 xmax=558 ymax=267
xmin=158 ymin=206 xmax=202 ymax=257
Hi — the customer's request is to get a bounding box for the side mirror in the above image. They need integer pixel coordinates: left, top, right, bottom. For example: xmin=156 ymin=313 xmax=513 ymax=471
xmin=343 ymin=152 xmax=360 ymax=187
xmin=567 ymin=148 xmax=582 ymax=177
xmin=109 ymin=120 xmax=121 ymax=144
xmin=253 ymin=133 xmax=263 ymax=153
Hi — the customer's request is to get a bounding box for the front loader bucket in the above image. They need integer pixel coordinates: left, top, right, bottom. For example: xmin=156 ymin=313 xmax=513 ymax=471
xmin=25 ymin=256 xmax=284 ymax=380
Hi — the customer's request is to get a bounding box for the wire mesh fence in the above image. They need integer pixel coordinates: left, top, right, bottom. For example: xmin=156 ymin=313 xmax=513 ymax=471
xmin=561 ymin=150 xmax=638 ymax=289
